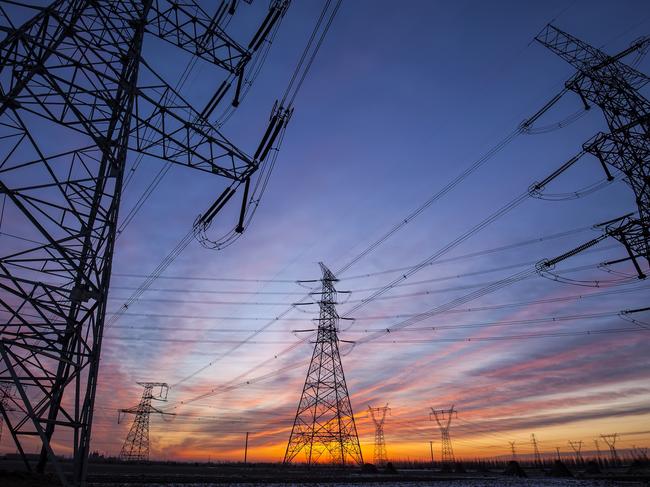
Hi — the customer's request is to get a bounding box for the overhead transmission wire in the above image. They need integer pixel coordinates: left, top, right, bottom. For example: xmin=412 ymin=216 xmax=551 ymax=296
xmin=106 ymin=243 xmax=617 ymax=297
xmin=160 ymin=327 xmax=645 ymax=408
xmin=109 ymin=0 xmax=340 ymax=329
xmin=160 ymin=282 xmax=650 ymax=409
xmin=95 ymin=283 xmax=650 ymax=324
xmin=103 ymin=310 xmax=643 ymax=343
xmin=108 ymin=222 xmax=604 ymax=283
xmin=348 ymin=262 xmax=647 ymax=348
xmin=106 ymin=259 xmax=630 ymax=307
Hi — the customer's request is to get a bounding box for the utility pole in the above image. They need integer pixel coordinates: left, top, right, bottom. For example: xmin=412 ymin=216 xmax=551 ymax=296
xmin=509 ymin=441 xmax=517 ymax=462
xmin=531 ymin=25 xmax=650 ymax=277
xmin=244 ymin=432 xmax=249 ymax=464
xmin=569 ymin=440 xmax=584 ymax=463
xmin=429 ymin=441 xmax=435 ymax=465
xmin=531 ymin=434 xmax=543 ymax=465
xmin=430 ymin=406 xmax=457 ymax=466
xmin=368 ymin=404 xmax=390 ymax=466
xmin=0 ymin=2 xmax=291 ymax=485
xmin=118 ymin=383 xmax=174 ymax=462
xmin=284 ymin=263 xmax=363 ymax=466
xmin=556 ymin=447 xmax=562 ymax=462
xmin=601 ymin=434 xmax=619 ymax=464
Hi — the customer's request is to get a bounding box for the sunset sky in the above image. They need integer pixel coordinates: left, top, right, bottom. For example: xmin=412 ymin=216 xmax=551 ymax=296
xmin=1 ymin=0 xmax=649 ymax=464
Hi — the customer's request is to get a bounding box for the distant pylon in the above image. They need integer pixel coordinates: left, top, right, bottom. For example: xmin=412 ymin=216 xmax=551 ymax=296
xmin=284 ymin=263 xmax=363 ymax=466
xmin=118 ymin=383 xmax=173 ymax=462
xmin=509 ymin=441 xmax=517 ymax=461
xmin=368 ymin=404 xmax=391 ymax=466
xmin=600 ymin=434 xmax=619 ymax=463
xmin=568 ymin=440 xmax=583 ymax=463
xmin=430 ymin=406 xmax=457 ymax=465
xmin=531 ymin=434 xmax=543 ymax=465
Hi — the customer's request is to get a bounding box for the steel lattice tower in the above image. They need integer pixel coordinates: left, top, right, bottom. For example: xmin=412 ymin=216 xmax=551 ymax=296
xmin=430 ymin=406 xmax=457 ymax=466
xmin=568 ymin=440 xmax=583 ymax=463
xmin=118 ymin=382 xmax=171 ymax=462
xmin=535 ymin=25 xmax=650 ymax=274
xmin=509 ymin=441 xmax=517 ymax=461
xmin=0 ymin=1 xmax=289 ymax=484
xmin=284 ymin=263 xmax=363 ymax=466
xmin=531 ymin=433 xmax=543 ymax=465
xmin=368 ymin=404 xmax=390 ymax=466
xmin=601 ymin=434 xmax=619 ymax=463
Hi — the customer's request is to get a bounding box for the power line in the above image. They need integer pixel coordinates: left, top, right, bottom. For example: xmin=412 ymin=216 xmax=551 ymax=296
xmin=158 ymin=283 xmax=649 ymax=407
xmin=99 ymin=310 xmax=626 ymax=335
xmin=108 ymin=243 xmax=617 ymax=296
xmin=103 ymin=327 xmax=646 ymax=346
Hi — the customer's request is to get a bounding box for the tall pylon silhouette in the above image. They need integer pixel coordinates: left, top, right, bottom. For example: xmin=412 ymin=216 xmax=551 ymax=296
xmin=531 ymin=434 xmax=543 ymax=465
xmin=569 ymin=440 xmax=584 ymax=463
xmin=601 ymin=434 xmax=619 ymax=464
xmin=509 ymin=441 xmax=517 ymax=461
xmin=118 ymin=383 xmax=173 ymax=462
xmin=368 ymin=404 xmax=391 ymax=466
xmin=430 ymin=406 xmax=457 ymax=466
xmin=284 ymin=263 xmax=363 ymax=466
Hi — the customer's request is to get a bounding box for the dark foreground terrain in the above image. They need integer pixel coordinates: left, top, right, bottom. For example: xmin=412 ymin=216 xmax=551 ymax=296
xmin=1 ymin=459 xmax=649 ymax=486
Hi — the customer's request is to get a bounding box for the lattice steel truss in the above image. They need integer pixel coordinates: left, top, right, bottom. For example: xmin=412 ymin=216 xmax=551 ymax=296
xmin=284 ymin=263 xmax=363 ymax=466
xmin=601 ymin=433 xmax=619 ymax=463
xmin=367 ymin=404 xmax=390 ymax=466
xmin=535 ymin=25 xmax=650 ymax=273
xmin=0 ymin=1 xmax=289 ymax=484
xmin=531 ymin=433 xmax=543 ymax=465
xmin=118 ymin=382 xmax=170 ymax=462
xmin=430 ymin=406 xmax=456 ymax=466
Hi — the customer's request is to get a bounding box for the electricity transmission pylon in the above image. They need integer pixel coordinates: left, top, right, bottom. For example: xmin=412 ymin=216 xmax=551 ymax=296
xmin=368 ymin=404 xmax=390 ymax=466
xmin=532 ymin=25 xmax=649 ymax=275
xmin=569 ymin=440 xmax=583 ymax=463
xmin=118 ymin=382 xmax=173 ymax=462
xmin=601 ymin=433 xmax=619 ymax=463
xmin=531 ymin=434 xmax=543 ymax=465
xmin=430 ymin=406 xmax=457 ymax=465
xmin=509 ymin=441 xmax=517 ymax=461
xmin=0 ymin=1 xmax=289 ymax=484
xmin=284 ymin=263 xmax=363 ymax=466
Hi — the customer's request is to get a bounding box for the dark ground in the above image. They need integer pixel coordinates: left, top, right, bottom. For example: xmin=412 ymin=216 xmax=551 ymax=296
xmin=1 ymin=458 xmax=649 ymax=486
